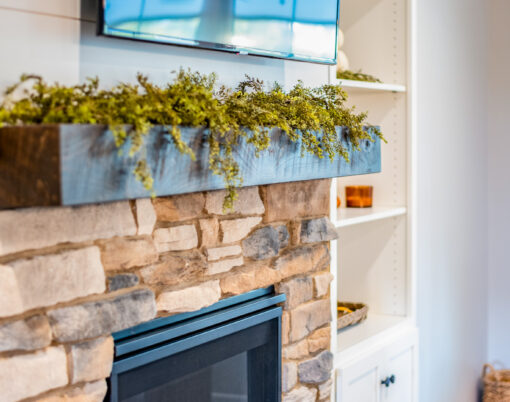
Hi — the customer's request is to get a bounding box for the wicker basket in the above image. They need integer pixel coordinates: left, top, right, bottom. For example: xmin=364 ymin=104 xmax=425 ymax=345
xmin=483 ymin=364 xmax=510 ymax=401
xmin=337 ymin=302 xmax=368 ymax=330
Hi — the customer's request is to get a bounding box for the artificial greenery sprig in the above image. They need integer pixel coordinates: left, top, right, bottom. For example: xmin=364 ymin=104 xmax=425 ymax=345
xmin=337 ymin=69 xmax=381 ymax=83
xmin=0 ymin=69 xmax=383 ymax=209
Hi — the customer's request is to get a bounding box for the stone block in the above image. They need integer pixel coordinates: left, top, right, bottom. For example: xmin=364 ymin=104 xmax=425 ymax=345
xmin=282 ymin=362 xmax=297 ymax=393
xmin=48 ymin=288 xmax=156 ymax=342
xmin=274 ymin=244 xmax=330 ymax=280
xmin=300 ymin=217 xmax=338 ymax=244
xmin=207 ymin=257 xmax=244 ymax=275
xmin=153 ymin=225 xmax=198 ymax=252
xmin=71 ymin=336 xmax=114 ymax=383
xmin=199 ymin=218 xmax=219 ymax=247
xmin=220 ymin=265 xmax=280 ymax=295
xmin=318 ymin=378 xmax=333 ymax=400
xmin=100 ymin=236 xmax=158 ymax=271
xmin=0 ymin=266 xmax=23 ymax=317
xmin=1 ymin=247 xmax=105 ymax=317
xmin=140 ymin=251 xmax=206 ymax=287
xmin=298 ymin=350 xmax=333 ymax=384
xmin=205 ymin=187 xmax=264 ymax=215
xmin=221 ymin=217 xmax=262 ymax=243
xmin=289 ymin=299 xmax=331 ymax=342
xmin=135 ymin=198 xmax=156 ymax=235
xmin=282 ymin=311 xmax=290 ymax=345
xmin=277 ymin=225 xmax=290 ymax=248
xmin=289 ymin=221 xmax=301 ymax=246
xmin=0 ymin=315 xmax=51 ymax=352
xmin=153 ymin=192 xmax=205 ymax=221
xmin=277 ymin=277 xmax=314 ymax=310
xmin=264 ymin=179 xmax=330 ymax=222
xmin=107 ymin=273 xmax=140 ymax=292
xmin=308 ymin=327 xmax=331 ymax=354
xmin=206 ymin=245 xmax=242 ymax=261
xmin=283 ymin=339 xmax=309 ymax=360
xmin=0 ymin=346 xmax=68 ymax=402
xmin=242 ymin=226 xmax=280 ymax=260
xmin=157 ymin=280 xmax=221 ymax=313
xmin=282 ymin=386 xmax=317 ymax=402
xmin=0 ymin=201 xmax=136 ymax=257
xmin=314 ymin=272 xmax=334 ymax=297
xmin=37 ymin=380 xmax=107 ymax=402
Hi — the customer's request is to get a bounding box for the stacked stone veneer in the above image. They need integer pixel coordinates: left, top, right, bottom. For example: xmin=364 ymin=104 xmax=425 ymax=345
xmin=0 ymin=179 xmax=337 ymax=402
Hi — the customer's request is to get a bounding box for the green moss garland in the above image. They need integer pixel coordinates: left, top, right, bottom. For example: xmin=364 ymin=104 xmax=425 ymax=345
xmin=0 ymin=69 xmax=383 ymax=209
xmin=337 ymin=69 xmax=381 ymax=83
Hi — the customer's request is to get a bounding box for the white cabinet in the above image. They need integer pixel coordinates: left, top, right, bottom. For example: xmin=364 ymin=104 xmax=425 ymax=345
xmin=336 ymin=330 xmax=417 ymax=402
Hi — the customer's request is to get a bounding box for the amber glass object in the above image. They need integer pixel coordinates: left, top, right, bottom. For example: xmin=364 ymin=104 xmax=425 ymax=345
xmin=345 ymin=186 xmax=373 ymax=208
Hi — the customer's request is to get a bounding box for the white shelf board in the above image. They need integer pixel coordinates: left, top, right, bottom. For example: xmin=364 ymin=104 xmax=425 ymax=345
xmin=336 ymin=313 xmax=407 ymax=357
xmin=334 ymin=206 xmax=407 ymax=228
xmin=334 ymin=78 xmax=406 ymax=93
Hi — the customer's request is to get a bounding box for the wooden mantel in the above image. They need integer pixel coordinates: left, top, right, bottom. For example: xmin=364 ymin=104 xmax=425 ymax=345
xmin=0 ymin=125 xmax=381 ymax=209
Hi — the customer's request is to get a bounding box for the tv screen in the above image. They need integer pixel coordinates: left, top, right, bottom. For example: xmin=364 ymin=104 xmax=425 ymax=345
xmin=99 ymin=0 xmax=340 ymax=64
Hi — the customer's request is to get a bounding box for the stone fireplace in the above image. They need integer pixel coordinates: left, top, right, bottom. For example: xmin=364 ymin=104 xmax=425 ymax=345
xmin=0 ymin=179 xmax=336 ymax=402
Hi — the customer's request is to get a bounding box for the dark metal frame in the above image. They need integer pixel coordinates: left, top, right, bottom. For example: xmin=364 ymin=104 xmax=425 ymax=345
xmin=107 ymin=287 xmax=285 ymax=401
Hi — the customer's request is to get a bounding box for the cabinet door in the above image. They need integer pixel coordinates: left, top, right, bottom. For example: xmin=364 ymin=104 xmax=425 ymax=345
xmin=337 ymin=353 xmax=382 ymax=402
xmin=380 ymin=342 xmax=415 ymax=402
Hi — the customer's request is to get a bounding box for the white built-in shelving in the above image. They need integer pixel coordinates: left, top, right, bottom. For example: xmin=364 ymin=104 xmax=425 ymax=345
xmin=334 ymin=78 xmax=406 ymax=94
xmin=335 ymin=206 xmax=407 ymax=228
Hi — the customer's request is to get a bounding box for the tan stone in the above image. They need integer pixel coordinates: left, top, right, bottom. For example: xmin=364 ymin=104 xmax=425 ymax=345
xmin=318 ymin=378 xmax=333 ymax=400
xmin=264 ymin=179 xmax=330 ymax=222
xmin=1 ymin=247 xmax=105 ymax=318
xmin=308 ymin=326 xmax=331 ymax=354
xmin=0 ymin=315 xmax=51 ymax=352
xmin=274 ymin=244 xmax=330 ymax=280
xmin=100 ymin=236 xmax=158 ymax=271
xmin=220 ymin=265 xmax=280 ymax=295
xmin=283 ymin=386 xmax=317 ymax=402
xmin=0 ymin=266 xmax=23 ymax=317
xmin=0 ymin=201 xmax=136 ymax=257
xmin=207 ymin=256 xmax=244 ymax=275
xmin=157 ymin=280 xmax=221 ymax=313
xmin=140 ymin=251 xmax=206 ymax=287
xmin=135 ymin=198 xmax=157 ymax=235
xmin=289 ymin=221 xmax=301 ymax=246
xmin=153 ymin=225 xmax=198 ymax=252
xmin=206 ymin=245 xmax=242 ymax=261
xmin=37 ymin=380 xmax=108 ymax=402
xmin=205 ymin=186 xmax=264 ymax=215
xmin=314 ymin=272 xmax=334 ymax=297
xmin=153 ymin=192 xmax=205 ymax=221
xmin=282 ymin=311 xmax=290 ymax=345
xmin=290 ymin=299 xmax=331 ymax=342
xmin=283 ymin=339 xmax=309 ymax=360
xmin=277 ymin=277 xmax=314 ymax=310
xmin=282 ymin=362 xmax=297 ymax=393
xmin=0 ymin=346 xmax=68 ymax=402
xmin=71 ymin=336 xmax=114 ymax=383
xmin=199 ymin=218 xmax=219 ymax=247
xmin=221 ymin=217 xmax=262 ymax=243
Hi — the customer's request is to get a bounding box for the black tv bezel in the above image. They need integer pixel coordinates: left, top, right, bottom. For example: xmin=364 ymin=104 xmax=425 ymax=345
xmin=96 ymin=0 xmax=339 ymax=65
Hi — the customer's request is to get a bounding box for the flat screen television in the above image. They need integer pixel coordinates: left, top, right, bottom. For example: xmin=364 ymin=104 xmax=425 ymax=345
xmin=99 ymin=0 xmax=340 ymax=64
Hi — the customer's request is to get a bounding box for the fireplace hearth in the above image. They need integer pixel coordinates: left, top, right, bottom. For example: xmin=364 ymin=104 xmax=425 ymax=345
xmin=107 ymin=287 xmax=285 ymax=402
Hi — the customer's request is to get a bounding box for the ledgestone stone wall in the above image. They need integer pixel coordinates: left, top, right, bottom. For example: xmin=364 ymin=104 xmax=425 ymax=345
xmin=0 ymin=179 xmax=337 ymax=402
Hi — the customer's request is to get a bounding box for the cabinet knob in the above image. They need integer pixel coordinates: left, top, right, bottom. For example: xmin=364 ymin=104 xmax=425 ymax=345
xmin=381 ymin=375 xmax=396 ymax=388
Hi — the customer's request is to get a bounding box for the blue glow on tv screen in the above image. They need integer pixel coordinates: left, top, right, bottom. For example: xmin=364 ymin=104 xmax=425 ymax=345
xmin=100 ymin=0 xmax=340 ymax=64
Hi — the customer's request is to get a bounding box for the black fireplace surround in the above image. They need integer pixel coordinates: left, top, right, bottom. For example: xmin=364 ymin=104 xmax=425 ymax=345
xmin=107 ymin=287 xmax=285 ymax=402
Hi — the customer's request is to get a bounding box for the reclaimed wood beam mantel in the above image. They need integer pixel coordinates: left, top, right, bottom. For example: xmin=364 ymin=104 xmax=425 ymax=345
xmin=0 ymin=125 xmax=381 ymax=209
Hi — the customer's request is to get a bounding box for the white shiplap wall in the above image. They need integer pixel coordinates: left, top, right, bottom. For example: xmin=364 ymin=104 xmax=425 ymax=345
xmin=0 ymin=0 xmax=329 ymax=92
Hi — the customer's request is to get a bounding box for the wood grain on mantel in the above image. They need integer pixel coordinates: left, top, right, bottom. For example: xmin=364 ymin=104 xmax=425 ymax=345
xmin=0 ymin=125 xmax=381 ymax=209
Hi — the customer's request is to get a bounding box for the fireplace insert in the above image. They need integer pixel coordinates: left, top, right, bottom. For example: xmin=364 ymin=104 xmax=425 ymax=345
xmin=107 ymin=287 xmax=285 ymax=402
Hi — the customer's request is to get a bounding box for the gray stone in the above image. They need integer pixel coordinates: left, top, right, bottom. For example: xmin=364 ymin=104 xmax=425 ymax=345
xmin=298 ymin=350 xmax=334 ymax=384
xmin=242 ymin=226 xmax=280 ymax=260
xmin=277 ymin=225 xmax=290 ymax=248
xmin=282 ymin=386 xmax=317 ymax=402
xmin=282 ymin=362 xmax=297 ymax=393
xmin=300 ymin=217 xmax=338 ymax=243
xmin=0 ymin=315 xmax=51 ymax=352
xmin=290 ymin=299 xmax=331 ymax=342
xmin=107 ymin=273 xmax=140 ymax=292
xmin=48 ymin=289 xmax=156 ymax=342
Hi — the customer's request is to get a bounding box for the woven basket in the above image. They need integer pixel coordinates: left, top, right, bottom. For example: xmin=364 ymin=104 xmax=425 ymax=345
xmin=337 ymin=302 xmax=368 ymax=330
xmin=483 ymin=364 xmax=510 ymax=402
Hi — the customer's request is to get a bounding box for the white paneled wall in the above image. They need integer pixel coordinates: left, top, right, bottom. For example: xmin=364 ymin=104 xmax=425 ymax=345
xmin=0 ymin=0 xmax=328 ymax=93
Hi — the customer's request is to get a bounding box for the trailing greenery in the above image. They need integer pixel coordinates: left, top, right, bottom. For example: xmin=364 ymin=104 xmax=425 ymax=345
xmin=0 ymin=70 xmax=383 ymax=209
xmin=337 ymin=69 xmax=381 ymax=83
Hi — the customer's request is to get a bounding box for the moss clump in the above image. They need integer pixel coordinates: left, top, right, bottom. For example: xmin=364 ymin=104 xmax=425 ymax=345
xmin=337 ymin=69 xmax=381 ymax=83
xmin=0 ymin=69 xmax=383 ymax=210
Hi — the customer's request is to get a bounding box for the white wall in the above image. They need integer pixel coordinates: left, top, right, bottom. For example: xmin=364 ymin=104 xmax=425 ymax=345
xmin=0 ymin=0 xmax=328 ymax=94
xmin=416 ymin=1 xmax=489 ymax=401
xmin=487 ymin=0 xmax=510 ymax=369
